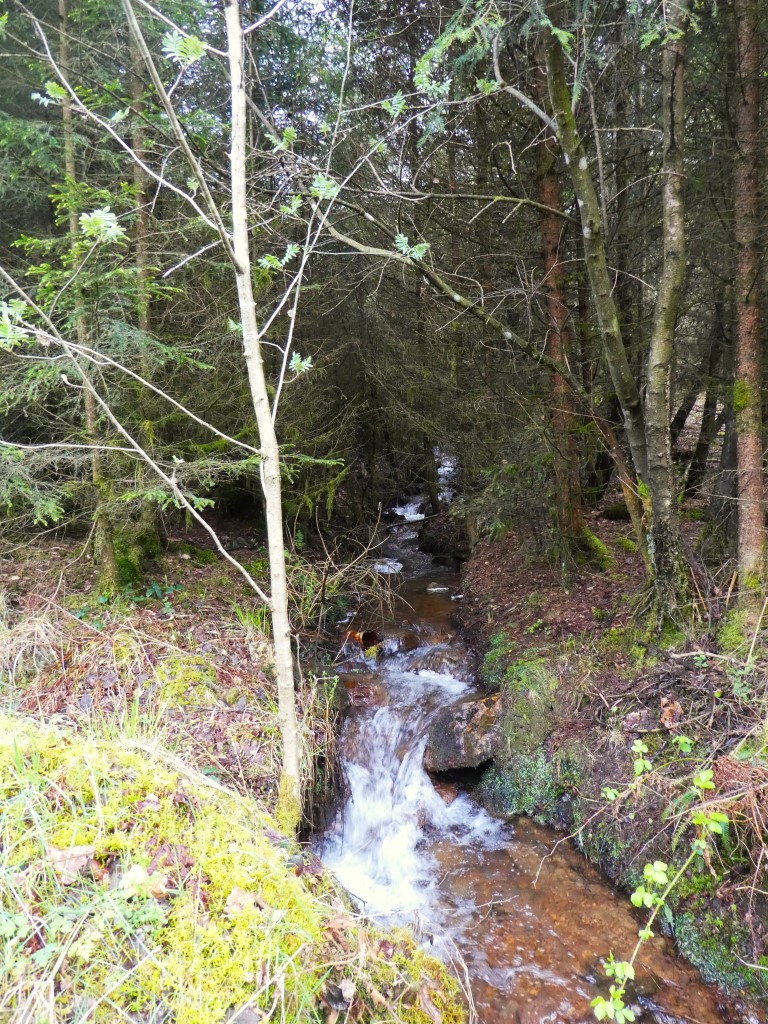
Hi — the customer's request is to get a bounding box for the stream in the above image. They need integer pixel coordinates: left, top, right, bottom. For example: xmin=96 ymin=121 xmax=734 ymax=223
xmin=318 ymin=489 xmax=752 ymax=1024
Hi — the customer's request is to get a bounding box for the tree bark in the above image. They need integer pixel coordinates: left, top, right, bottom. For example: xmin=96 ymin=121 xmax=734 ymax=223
xmin=644 ymin=0 xmax=691 ymax=609
xmin=544 ymin=32 xmax=648 ymax=487
xmin=534 ymin=49 xmax=586 ymax=552
xmin=224 ymin=0 xmax=301 ymax=824
xmin=733 ymin=0 xmax=765 ymax=602
xmin=59 ymin=0 xmax=117 ymax=590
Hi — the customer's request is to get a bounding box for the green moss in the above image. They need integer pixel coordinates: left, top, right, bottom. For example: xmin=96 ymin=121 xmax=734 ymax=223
xmin=156 ymin=655 xmax=217 ymax=704
xmin=172 ymin=541 xmax=218 ymax=565
xmin=0 ymin=714 xmax=463 ymax=1024
xmin=114 ymin=536 xmax=143 ymax=588
xmin=481 ymin=630 xmax=518 ymax=688
xmin=476 ymin=751 xmax=558 ymax=820
xmin=657 ymin=621 xmax=686 ymax=650
xmin=616 ymin=536 xmax=638 ymax=553
xmin=499 ymin=658 xmax=558 ymax=756
xmin=733 ymin=378 xmax=753 ymax=414
xmin=579 ymin=528 xmax=614 ymax=570
xmin=717 ymin=609 xmax=749 ymax=654
xmin=675 ymin=906 xmax=763 ymax=996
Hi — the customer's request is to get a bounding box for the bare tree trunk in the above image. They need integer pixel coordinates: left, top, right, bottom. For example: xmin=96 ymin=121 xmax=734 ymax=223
xmin=733 ymin=0 xmax=765 ymax=604
xmin=534 ymin=51 xmax=586 ymax=553
xmin=224 ymin=0 xmax=300 ymax=824
xmin=59 ymin=0 xmax=117 ymax=590
xmin=644 ymin=0 xmax=691 ymax=609
xmin=544 ymin=31 xmax=648 ymax=488
xmin=130 ymin=36 xmax=162 ymax=556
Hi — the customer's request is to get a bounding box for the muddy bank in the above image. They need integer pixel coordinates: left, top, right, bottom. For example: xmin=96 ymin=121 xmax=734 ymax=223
xmin=451 ymin=532 xmax=768 ymax=1016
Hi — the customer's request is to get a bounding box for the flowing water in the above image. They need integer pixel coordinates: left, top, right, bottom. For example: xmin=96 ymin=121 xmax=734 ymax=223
xmin=318 ymin=502 xmax=758 ymax=1024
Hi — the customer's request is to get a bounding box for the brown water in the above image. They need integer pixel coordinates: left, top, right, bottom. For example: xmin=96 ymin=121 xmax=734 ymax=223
xmin=320 ymin=567 xmax=756 ymax=1024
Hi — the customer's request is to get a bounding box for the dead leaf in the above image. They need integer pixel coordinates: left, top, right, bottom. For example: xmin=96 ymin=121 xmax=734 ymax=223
xmin=89 ymin=858 xmax=110 ymax=884
xmin=365 ymin=983 xmax=388 ymax=1007
xmin=417 ymin=986 xmax=442 ymax=1024
xmin=660 ymin=698 xmax=683 ymax=731
xmin=324 ymin=914 xmax=354 ymax=947
xmin=47 ymin=844 xmax=96 ymax=885
xmin=225 ymin=885 xmax=257 ymax=917
xmin=135 ymin=793 xmax=161 ymax=812
xmin=147 ymin=872 xmax=169 ymax=897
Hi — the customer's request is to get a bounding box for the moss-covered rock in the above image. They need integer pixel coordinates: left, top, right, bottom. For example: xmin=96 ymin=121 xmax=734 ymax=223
xmin=498 ymin=658 xmax=558 ymax=757
xmin=475 ymin=751 xmax=558 ymax=821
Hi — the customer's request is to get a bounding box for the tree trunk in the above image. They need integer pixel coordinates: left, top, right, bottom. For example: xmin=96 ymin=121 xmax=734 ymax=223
xmin=59 ymin=0 xmax=117 ymax=590
xmin=544 ymin=30 xmax=649 ymax=488
xmin=534 ymin=51 xmax=586 ymax=553
xmin=644 ymin=0 xmax=691 ymax=609
xmin=224 ymin=0 xmax=301 ymax=825
xmin=733 ymin=0 xmax=764 ymax=603
xmin=130 ymin=35 xmax=162 ymax=556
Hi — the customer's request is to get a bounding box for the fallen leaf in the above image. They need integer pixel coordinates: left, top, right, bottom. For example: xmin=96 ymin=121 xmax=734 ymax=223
xmin=135 ymin=793 xmax=161 ymax=812
xmin=47 ymin=845 xmax=96 ymax=885
xmin=660 ymin=698 xmax=683 ymax=731
xmin=225 ymin=885 xmax=257 ymax=917
xmin=119 ymin=863 xmax=159 ymax=898
xmin=365 ymin=983 xmax=388 ymax=1007
xmin=324 ymin=914 xmax=354 ymax=947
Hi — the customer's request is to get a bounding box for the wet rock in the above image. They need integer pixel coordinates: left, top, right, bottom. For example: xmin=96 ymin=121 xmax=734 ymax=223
xmin=432 ymin=779 xmax=460 ymax=804
xmin=423 ymin=693 xmax=501 ymax=772
xmin=403 ymin=643 xmax=476 ymax=681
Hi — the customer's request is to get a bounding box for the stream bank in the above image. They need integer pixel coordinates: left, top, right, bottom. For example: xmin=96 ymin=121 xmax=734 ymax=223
xmin=451 ymin=529 xmax=768 ymax=1016
xmin=315 ymin=488 xmax=760 ymax=1024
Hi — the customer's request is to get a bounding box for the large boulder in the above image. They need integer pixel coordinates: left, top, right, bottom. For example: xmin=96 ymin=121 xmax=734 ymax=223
xmin=423 ymin=693 xmax=501 ymax=772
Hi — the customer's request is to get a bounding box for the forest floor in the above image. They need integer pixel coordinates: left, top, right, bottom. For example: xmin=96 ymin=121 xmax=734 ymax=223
xmin=0 ymin=531 xmax=464 ymax=1024
xmin=454 ymin=513 xmax=768 ymax=1016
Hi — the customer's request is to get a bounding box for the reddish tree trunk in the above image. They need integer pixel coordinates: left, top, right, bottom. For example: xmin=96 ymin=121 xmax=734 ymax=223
xmin=733 ymin=0 xmax=764 ymax=601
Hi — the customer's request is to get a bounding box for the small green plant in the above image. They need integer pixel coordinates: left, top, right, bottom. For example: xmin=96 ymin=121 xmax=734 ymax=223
xmin=591 ymin=749 xmax=730 ymax=1022
xmin=233 ymin=600 xmax=271 ymax=637
xmin=631 ymin=739 xmax=652 ymax=776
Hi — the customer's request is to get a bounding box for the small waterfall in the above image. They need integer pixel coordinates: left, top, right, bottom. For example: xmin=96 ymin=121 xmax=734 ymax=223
xmin=320 ymin=659 xmax=503 ymax=934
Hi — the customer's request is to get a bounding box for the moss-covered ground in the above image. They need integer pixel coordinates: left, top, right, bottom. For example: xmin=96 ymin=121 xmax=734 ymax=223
xmin=0 ymin=713 xmax=462 ymax=1023
xmin=0 ymin=533 xmax=465 ymax=1023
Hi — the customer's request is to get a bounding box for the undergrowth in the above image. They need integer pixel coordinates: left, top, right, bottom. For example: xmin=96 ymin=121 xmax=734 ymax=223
xmin=0 ymin=713 xmax=464 ymax=1024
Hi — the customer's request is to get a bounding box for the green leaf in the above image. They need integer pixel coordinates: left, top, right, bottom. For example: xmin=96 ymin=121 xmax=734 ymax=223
xmin=79 ymin=207 xmax=127 ymax=243
xmin=279 ymin=195 xmax=302 ymax=216
xmin=643 ymin=860 xmax=669 ymax=887
xmin=381 ymin=91 xmax=407 ymax=118
xmin=692 ymin=769 xmax=715 ymax=791
xmin=258 ymin=253 xmax=282 ymax=271
xmin=672 ymin=734 xmax=693 ymax=753
xmin=162 ymin=30 xmax=206 ymax=66
xmin=289 ymin=352 xmax=313 ymax=375
xmin=475 ymin=78 xmax=499 ymax=96
xmin=310 ymin=173 xmax=340 ymax=200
